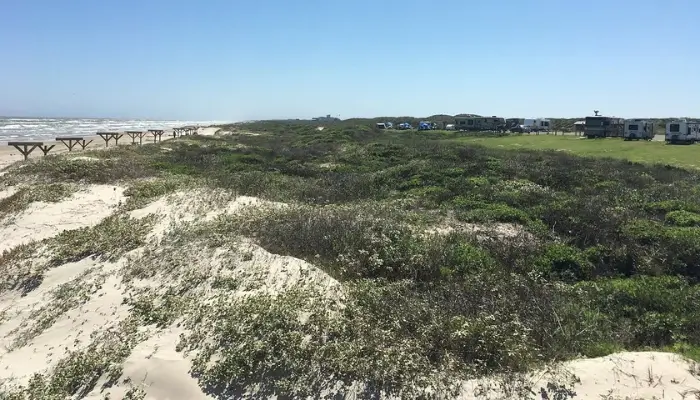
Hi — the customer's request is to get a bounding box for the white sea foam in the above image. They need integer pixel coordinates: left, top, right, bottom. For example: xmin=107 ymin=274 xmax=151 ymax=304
xmin=0 ymin=118 xmax=231 ymax=141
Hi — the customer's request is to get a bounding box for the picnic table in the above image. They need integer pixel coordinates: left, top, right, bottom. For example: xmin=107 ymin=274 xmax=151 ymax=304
xmin=125 ymin=131 xmax=146 ymax=145
xmin=148 ymin=129 xmax=164 ymax=143
xmin=8 ymin=142 xmax=55 ymax=160
xmin=96 ymin=132 xmax=123 ymax=147
xmin=56 ymin=136 xmax=92 ymax=151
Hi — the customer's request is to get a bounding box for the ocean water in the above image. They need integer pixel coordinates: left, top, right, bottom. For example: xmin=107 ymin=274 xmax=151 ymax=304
xmin=0 ymin=117 xmax=231 ymax=142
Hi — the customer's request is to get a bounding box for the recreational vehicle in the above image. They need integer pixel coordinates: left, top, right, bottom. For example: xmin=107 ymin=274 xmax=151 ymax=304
xmin=665 ymin=120 xmax=700 ymax=144
xmin=454 ymin=116 xmax=506 ymax=132
xmin=623 ymin=119 xmax=655 ymax=141
xmin=584 ymin=115 xmax=624 ymax=138
xmin=523 ymin=118 xmax=551 ymax=132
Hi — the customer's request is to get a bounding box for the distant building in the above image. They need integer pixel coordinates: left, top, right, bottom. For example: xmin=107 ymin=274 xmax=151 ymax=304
xmin=312 ymin=114 xmax=340 ymax=122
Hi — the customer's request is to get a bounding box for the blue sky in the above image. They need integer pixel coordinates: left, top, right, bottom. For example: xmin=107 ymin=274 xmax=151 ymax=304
xmin=0 ymin=0 xmax=697 ymax=120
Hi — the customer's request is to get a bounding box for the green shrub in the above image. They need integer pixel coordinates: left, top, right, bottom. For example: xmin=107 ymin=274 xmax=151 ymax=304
xmin=49 ymin=214 xmax=156 ymax=266
xmin=576 ymin=276 xmax=700 ymax=347
xmin=665 ymin=210 xmax=700 ymax=227
xmin=622 ymin=219 xmax=665 ymax=245
xmin=457 ymin=203 xmax=531 ymax=224
xmin=122 ymin=176 xmax=192 ymax=210
xmin=441 ymin=243 xmax=497 ymax=279
xmin=644 ymin=199 xmax=700 ymax=215
xmin=18 ymin=155 xmax=156 ymax=184
xmin=535 ymin=243 xmax=593 ymax=282
xmin=0 ymin=183 xmax=75 ymax=217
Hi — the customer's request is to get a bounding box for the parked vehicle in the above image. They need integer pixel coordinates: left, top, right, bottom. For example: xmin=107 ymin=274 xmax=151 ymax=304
xmin=454 ymin=116 xmax=506 ymax=132
xmin=665 ymin=120 xmax=700 ymax=144
xmin=623 ymin=119 xmax=654 ymax=141
xmin=510 ymin=125 xmax=532 ymax=134
xmin=584 ymin=115 xmax=624 ymax=138
xmin=523 ymin=118 xmax=551 ymax=132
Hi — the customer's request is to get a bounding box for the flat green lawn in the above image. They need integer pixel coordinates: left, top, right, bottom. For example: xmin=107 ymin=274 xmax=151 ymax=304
xmin=454 ymin=134 xmax=700 ymax=169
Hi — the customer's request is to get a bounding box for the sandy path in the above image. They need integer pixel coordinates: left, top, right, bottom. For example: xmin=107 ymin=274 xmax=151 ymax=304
xmin=0 ymin=127 xmax=221 ymax=171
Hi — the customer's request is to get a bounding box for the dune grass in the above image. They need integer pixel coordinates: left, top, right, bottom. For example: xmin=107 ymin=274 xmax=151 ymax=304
xmin=3 ymin=122 xmax=700 ymax=397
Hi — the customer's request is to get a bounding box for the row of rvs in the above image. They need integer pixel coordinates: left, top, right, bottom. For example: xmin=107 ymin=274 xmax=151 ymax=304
xmin=584 ymin=116 xmax=700 ymax=144
xmin=450 ymin=117 xmax=551 ymax=133
xmin=376 ymin=117 xmax=552 ymax=133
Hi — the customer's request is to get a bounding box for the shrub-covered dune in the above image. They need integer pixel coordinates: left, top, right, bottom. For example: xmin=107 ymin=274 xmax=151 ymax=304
xmin=0 ymin=123 xmax=699 ymax=399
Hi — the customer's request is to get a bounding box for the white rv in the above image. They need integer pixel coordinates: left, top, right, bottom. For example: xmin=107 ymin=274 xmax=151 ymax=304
xmin=523 ymin=118 xmax=551 ymax=132
xmin=666 ymin=120 xmax=700 ymax=144
xmin=624 ymin=119 xmax=655 ymax=141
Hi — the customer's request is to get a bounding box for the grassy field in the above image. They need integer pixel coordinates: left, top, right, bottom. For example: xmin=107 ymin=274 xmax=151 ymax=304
xmin=2 ymin=122 xmax=700 ymax=398
xmin=454 ymin=133 xmax=700 ymax=169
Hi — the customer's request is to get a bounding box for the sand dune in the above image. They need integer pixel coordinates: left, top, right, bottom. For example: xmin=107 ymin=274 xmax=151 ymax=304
xmin=461 ymin=352 xmax=700 ymax=399
xmin=0 ymin=185 xmax=125 ymax=253
xmin=1 ymin=139 xmax=699 ymax=399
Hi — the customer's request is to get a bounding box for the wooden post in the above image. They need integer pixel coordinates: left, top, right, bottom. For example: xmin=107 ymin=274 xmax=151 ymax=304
xmin=39 ymin=144 xmax=55 ymax=155
xmin=8 ymin=142 xmax=42 ymax=160
xmin=97 ymin=132 xmax=113 ymax=147
xmin=96 ymin=132 xmax=123 ymax=147
xmin=78 ymin=139 xmax=93 ymax=149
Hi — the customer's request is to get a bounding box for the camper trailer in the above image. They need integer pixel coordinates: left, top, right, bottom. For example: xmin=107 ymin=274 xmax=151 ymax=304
xmin=523 ymin=118 xmax=551 ymax=132
xmin=584 ymin=115 xmax=624 ymax=138
xmin=624 ymin=119 xmax=655 ymax=141
xmin=665 ymin=120 xmax=700 ymax=144
xmin=454 ymin=116 xmax=506 ymax=132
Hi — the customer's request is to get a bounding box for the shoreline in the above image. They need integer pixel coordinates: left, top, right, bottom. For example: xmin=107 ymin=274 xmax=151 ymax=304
xmin=0 ymin=127 xmax=221 ymax=171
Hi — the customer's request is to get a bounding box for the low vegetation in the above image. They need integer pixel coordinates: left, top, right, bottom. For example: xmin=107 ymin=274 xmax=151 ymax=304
xmin=457 ymin=134 xmax=700 ymax=169
xmin=2 ymin=122 xmax=700 ymax=398
xmin=0 ymin=183 xmax=75 ymax=217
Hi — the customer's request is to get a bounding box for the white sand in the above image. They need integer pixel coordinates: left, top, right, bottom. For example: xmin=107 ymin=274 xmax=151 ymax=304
xmin=0 ymin=186 xmax=18 ymax=202
xmin=0 ymin=184 xmax=125 ymax=253
xmin=424 ymin=222 xmax=527 ymax=242
xmin=90 ymin=327 xmax=215 ymax=400
xmin=197 ymin=127 xmax=220 ymax=136
xmin=460 ymin=352 xmax=700 ymax=399
xmin=128 ymin=188 xmax=286 ymax=241
xmin=202 ymin=195 xmax=287 ymax=221
xmin=0 ymin=267 xmax=130 ymax=385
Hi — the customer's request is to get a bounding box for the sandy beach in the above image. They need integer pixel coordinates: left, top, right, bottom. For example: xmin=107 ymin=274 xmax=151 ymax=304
xmin=0 ymin=127 xmax=221 ymax=170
